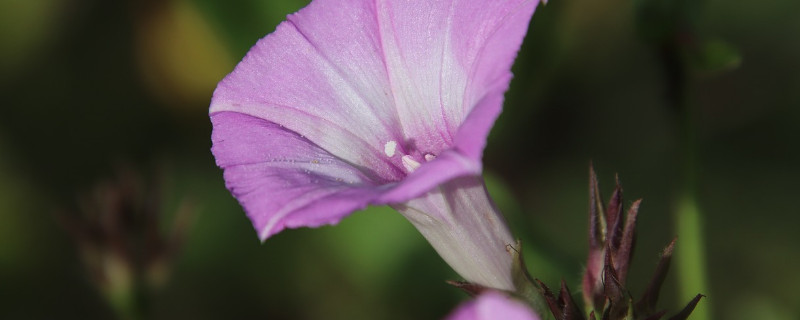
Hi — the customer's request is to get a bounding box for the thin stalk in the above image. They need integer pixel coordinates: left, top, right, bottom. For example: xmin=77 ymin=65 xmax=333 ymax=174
xmin=675 ymin=193 xmax=709 ymax=320
xmin=661 ymin=41 xmax=711 ymax=320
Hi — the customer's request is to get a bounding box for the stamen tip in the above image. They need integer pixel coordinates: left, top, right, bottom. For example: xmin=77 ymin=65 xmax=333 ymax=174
xmin=384 ymin=141 xmax=397 ymax=157
xmin=402 ymin=155 xmax=421 ymax=173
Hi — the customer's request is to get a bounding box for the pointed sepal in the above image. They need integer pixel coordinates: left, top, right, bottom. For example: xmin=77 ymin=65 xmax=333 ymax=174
xmin=643 ymin=310 xmax=667 ymax=320
xmin=605 ymin=176 xmax=624 ymax=252
xmin=614 ymin=199 xmax=640 ymax=283
xmin=667 ymin=294 xmax=704 ymax=320
xmin=559 ymin=280 xmax=586 ymax=320
xmin=602 ymin=249 xmax=629 ymax=320
xmin=508 ymin=241 xmax=550 ymax=316
xmin=585 ymin=165 xmax=608 ymax=311
xmin=536 ymin=279 xmax=563 ymax=320
xmin=447 ymin=280 xmax=489 ymax=297
xmin=635 ymin=239 xmax=676 ymax=316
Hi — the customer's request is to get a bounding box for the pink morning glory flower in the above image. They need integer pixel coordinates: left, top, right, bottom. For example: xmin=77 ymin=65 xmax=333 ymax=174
xmin=446 ymin=291 xmax=540 ymax=320
xmin=210 ymin=0 xmax=538 ymax=290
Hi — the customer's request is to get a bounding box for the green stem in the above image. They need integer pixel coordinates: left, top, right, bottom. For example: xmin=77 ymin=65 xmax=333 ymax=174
xmin=664 ymin=41 xmax=711 ymax=320
xmin=675 ymin=193 xmax=710 ymax=320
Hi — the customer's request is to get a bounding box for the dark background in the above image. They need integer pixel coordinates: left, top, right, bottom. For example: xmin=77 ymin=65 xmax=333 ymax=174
xmin=1 ymin=0 xmax=797 ymax=319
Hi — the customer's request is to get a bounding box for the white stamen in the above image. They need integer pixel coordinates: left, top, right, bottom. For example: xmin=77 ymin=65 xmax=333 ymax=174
xmin=384 ymin=141 xmax=397 ymax=157
xmin=402 ymin=155 xmax=421 ymax=173
xmin=424 ymin=154 xmax=436 ymax=162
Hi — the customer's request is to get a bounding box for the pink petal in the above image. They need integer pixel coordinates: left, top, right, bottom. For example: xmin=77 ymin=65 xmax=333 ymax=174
xmin=210 ymin=0 xmax=539 ymax=239
xmin=453 ymin=0 xmax=539 ymax=158
xmin=211 ymin=112 xmax=384 ymax=240
xmin=446 ymin=292 xmax=540 ymax=320
xmin=376 ymin=0 xmax=538 ymax=157
xmin=211 ymin=0 xmax=537 ymax=181
xmin=211 ymin=0 xmax=405 ymax=183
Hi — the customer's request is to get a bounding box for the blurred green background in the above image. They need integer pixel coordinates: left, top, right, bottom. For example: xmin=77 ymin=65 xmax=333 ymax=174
xmin=1 ymin=0 xmax=798 ymax=319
